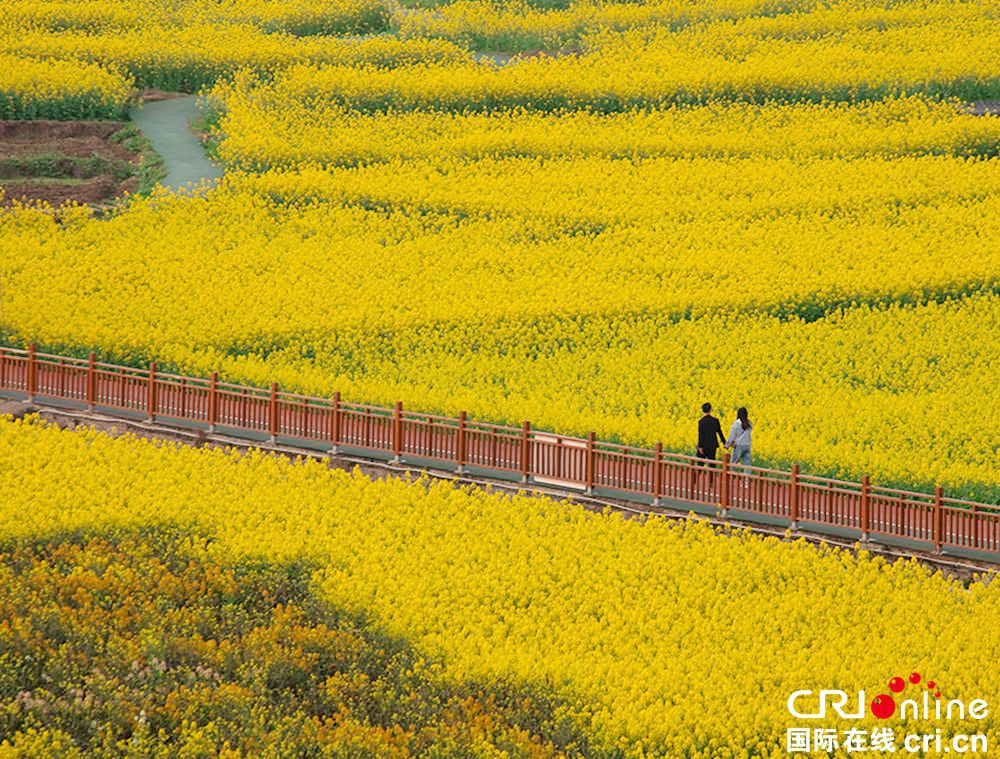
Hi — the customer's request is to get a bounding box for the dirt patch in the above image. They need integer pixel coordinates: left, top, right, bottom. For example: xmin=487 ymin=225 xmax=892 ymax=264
xmin=0 ymin=121 xmax=136 ymax=164
xmin=0 ymin=121 xmax=122 ymax=140
xmin=0 ymin=156 xmax=127 ymax=180
xmin=0 ymin=120 xmax=157 ymax=208
xmin=0 ymin=176 xmax=135 ymax=206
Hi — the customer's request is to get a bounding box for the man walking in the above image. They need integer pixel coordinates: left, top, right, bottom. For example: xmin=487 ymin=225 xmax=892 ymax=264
xmin=694 ymin=402 xmax=726 ymax=495
xmin=697 ymin=402 xmax=726 ymax=463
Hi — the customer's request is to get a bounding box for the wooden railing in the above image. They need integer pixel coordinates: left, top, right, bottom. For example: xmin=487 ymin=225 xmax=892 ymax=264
xmin=1 ymin=344 xmax=998 ymax=559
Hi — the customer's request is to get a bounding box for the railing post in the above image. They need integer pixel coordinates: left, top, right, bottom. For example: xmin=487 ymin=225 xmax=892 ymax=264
xmin=933 ymin=486 xmax=943 ymax=554
xmin=329 ymin=391 xmax=341 ymax=455
xmin=207 ymin=371 xmax=218 ymax=433
xmin=87 ymin=351 xmax=96 ymax=411
xmin=790 ymin=463 xmax=800 ymax=530
xmin=972 ymin=503 xmax=980 ymax=552
xmin=585 ymin=431 xmax=595 ymax=494
xmin=860 ymin=474 xmax=870 ymax=542
xmin=147 ymin=361 xmax=157 ymax=422
xmin=268 ymin=382 xmax=278 ymax=444
xmin=0 ymin=347 xmax=5 ymax=391
xmin=520 ymin=421 xmax=531 ymax=483
xmin=27 ymin=342 xmax=37 ymax=403
xmin=720 ymin=451 xmax=730 ymax=518
xmin=392 ymin=401 xmax=403 ymax=463
xmin=652 ymin=442 xmax=663 ymax=506
xmin=456 ymin=411 xmax=467 ymax=475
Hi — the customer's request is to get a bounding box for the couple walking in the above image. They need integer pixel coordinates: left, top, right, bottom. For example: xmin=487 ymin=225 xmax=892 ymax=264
xmin=697 ymin=402 xmax=752 ymax=466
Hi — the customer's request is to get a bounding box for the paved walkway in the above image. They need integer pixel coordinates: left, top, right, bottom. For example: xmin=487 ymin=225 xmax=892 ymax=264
xmin=130 ymin=97 xmax=222 ymax=191
xmin=970 ymin=101 xmax=1000 ymax=116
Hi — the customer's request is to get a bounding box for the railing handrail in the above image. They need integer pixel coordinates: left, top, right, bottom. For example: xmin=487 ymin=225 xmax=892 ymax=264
xmin=943 ymin=497 xmax=999 ymax=513
xmin=869 ymin=485 xmax=941 ymax=502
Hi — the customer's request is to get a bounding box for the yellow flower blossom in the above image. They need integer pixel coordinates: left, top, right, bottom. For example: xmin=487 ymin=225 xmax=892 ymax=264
xmin=1 ymin=417 xmax=999 ymax=756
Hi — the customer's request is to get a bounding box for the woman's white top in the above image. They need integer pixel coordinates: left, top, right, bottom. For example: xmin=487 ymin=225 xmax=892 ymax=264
xmin=727 ymin=420 xmax=753 ymax=448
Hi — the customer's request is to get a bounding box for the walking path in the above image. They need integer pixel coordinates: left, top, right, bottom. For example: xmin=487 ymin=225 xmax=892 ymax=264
xmin=970 ymin=101 xmax=1000 ymax=116
xmin=0 ymin=396 xmax=994 ymax=583
xmin=130 ymin=96 xmax=222 ymax=191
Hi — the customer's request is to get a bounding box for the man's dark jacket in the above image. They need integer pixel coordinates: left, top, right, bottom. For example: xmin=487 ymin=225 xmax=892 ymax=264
xmin=698 ymin=415 xmax=726 ymax=455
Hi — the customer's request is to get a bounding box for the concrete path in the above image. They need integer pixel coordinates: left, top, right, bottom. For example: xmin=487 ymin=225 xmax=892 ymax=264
xmin=970 ymin=101 xmax=1000 ymax=116
xmin=130 ymin=96 xmax=222 ymax=191
xmin=3 ymin=384 xmax=999 ymax=575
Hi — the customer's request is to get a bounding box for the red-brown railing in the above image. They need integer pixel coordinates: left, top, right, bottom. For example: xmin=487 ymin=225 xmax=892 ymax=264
xmin=1 ymin=344 xmax=998 ymax=559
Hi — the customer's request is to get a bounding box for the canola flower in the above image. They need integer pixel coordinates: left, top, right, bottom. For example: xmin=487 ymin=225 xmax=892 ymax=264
xmin=6 ymin=153 xmax=991 ymax=333
xmin=0 ymin=0 xmax=997 ymax=754
xmin=0 ymin=0 xmax=997 ymax=501
xmin=211 ymin=89 xmax=1000 ymax=169
xmin=271 ymin=5 xmax=1000 ymax=112
xmin=1 ymin=146 xmax=998 ymax=497
xmin=3 ymin=0 xmax=997 ymax=108
xmin=0 ymin=0 xmax=465 ymax=98
xmin=392 ymin=0 xmax=791 ymax=51
xmin=5 ymin=0 xmax=391 ymax=36
xmin=392 ymin=0 xmax=1000 ymax=54
xmin=0 ymin=26 xmax=469 ymax=94
xmin=0 ymin=528 xmax=587 ymax=756
xmin=0 ymin=54 xmax=132 ymax=119
xmin=1 ymin=417 xmax=999 ymax=756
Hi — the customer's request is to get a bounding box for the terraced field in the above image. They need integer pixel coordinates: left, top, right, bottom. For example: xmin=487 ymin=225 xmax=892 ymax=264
xmin=0 ymin=0 xmax=998 ymax=754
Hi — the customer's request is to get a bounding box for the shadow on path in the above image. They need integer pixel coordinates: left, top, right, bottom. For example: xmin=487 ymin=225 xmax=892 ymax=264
xmin=130 ymin=96 xmax=222 ymax=191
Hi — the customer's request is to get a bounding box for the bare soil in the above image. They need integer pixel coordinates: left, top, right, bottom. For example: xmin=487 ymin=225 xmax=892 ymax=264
xmin=0 ymin=121 xmax=134 ymax=160
xmin=0 ymin=120 xmax=143 ymax=207
xmin=0 ymin=176 xmax=136 ymax=206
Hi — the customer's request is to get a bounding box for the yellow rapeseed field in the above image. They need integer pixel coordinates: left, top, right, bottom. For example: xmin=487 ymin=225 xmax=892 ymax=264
xmin=0 ymin=53 xmax=132 ymax=119
xmin=283 ymin=4 xmax=1000 ymax=110
xmin=3 ymin=116 xmax=998 ymax=495
xmin=0 ymin=27 xmax=468 ymax=93
xmin=395 ymin=0 xmax=1000 ymax=56
xmin=0 ymin=0 xmax=465 ymax=93
xmin=0 ymin=0 xmax=997 ymax=501
xmin=0 ymin=1 xmax=998 ymax=751
xmin=4 ymin=0 xmax=391 ymax=36
xmin=213 ymin=89 xmax=1000 ymax=168
xmin=1 ymin=417 xmax=998 ymax=756
xmin=0 ymin=525 xmax=585 ymax=756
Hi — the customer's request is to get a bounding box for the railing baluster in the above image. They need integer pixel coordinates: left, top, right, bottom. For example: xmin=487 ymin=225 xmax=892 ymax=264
xmin=147 ymin=362 xmax=157 ymax=422
xmin=520 ymin=422 xmax=530 ymax=482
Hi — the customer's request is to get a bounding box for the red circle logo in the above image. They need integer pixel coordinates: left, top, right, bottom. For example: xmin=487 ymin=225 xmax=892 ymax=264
xmin=871 ymin=694 xmax=896 ymax=719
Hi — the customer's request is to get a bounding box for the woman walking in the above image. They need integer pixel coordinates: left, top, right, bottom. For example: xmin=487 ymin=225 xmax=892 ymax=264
xmin=726 ymin=407 xmax=753 ymax=466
